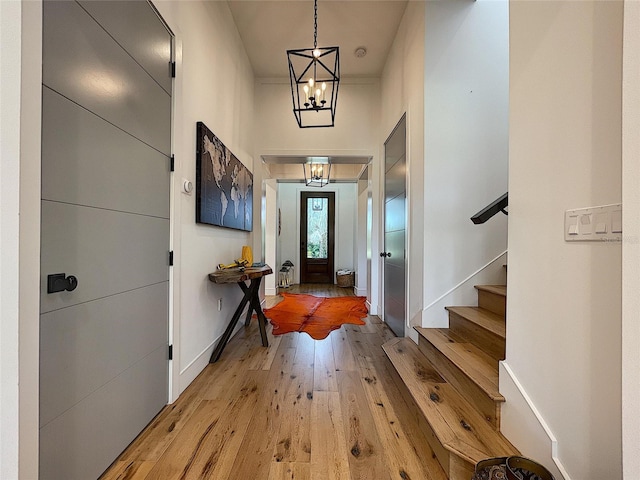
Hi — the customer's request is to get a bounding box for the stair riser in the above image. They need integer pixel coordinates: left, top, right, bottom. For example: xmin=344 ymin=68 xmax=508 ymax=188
xmin=448 ymin=312 xmax=505 ymax=365
xmin=477 ymin=290 xmax=506 ymax=317
xmin=384 ymin=358 xmax=453 ymax=473
xmin=384 ymin=337 xmax=519 ymax=478
xmin=385 ymin=356 xmax=474 ymax=480
xmin=417 ymin=336 xmax=501 ymax=429
xmin=450 ymin=456 xmax=475 ymax=480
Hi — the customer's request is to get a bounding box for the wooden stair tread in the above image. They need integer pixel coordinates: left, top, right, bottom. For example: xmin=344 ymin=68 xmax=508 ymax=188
xmin=383 ymin=338 xmax=518 ymax=463
xmin=474 ymin=285 xmax=506 ymax=297
xmin=415 ymin=327 xmax=504 ymax=402
xmin=445 ymin=306 xmax=506 ymax=339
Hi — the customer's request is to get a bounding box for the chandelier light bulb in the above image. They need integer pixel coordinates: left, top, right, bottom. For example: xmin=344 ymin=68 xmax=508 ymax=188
xmin=303 ymin=85 xmax=310 ymax=105
xmin=313 ymin=48 xmax=321 ymax=58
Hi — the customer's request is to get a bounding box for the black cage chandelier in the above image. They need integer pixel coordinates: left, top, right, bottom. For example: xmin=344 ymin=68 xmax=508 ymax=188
xmin=287 ymin=0 xmax=340 ymax=128
xmin=303 ymin=159 xmax=331 ymax=187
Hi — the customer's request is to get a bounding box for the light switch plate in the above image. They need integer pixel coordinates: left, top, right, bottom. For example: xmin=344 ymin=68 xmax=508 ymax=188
xmin=565 ymin=203 xmax=622 ymax=242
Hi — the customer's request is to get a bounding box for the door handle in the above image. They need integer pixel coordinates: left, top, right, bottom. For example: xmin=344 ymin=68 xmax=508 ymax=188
xmin=47 ymin=273 xmax=78 ymax=294
xmin=379 ymin=252 xmax=391 ymax=258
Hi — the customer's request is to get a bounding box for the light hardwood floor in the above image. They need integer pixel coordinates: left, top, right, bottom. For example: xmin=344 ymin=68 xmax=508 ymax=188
xmin=100 ymin=285 xmax=447 ymax=480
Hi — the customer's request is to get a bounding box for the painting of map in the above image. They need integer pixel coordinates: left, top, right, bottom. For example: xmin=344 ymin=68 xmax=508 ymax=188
xmin=196 ymin=122 xmax=253 ymax=231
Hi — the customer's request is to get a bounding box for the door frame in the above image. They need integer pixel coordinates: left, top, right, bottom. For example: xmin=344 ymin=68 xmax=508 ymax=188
xmin=299 ymin=190 xmax=336 ymax=284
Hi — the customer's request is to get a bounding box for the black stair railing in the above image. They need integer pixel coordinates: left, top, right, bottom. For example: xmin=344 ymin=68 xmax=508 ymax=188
xmin=470 ymin=193 xmax=508 ymax=224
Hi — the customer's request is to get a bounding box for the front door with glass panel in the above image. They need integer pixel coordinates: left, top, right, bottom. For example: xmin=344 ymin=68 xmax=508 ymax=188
xmin=300 ymin=191 xmax=335 ymax=283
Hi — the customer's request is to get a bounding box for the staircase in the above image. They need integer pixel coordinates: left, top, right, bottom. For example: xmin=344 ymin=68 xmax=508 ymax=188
xmin=382 ymin=284 xmax=518 ymax=480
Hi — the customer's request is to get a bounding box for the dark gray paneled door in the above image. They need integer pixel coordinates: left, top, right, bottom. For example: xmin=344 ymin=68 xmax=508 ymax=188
xmin=40 ymin=2 xmax=172 ymax=479
xmin=382 ymin=116 xmax=406 ymax=337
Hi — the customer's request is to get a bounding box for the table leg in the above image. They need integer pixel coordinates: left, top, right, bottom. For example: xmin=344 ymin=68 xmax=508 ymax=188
xmin=240 ymin=282 xmax=254 ymax=326
xmin=209 ymin=287 xmax=252 ymax=363
xmin=239 ymin=278 xmax=269 ymax=347
xmin=255 ymin=305 xmax=269 ymax=348
xmin=247 ymin=278 xmax=269 ymax=348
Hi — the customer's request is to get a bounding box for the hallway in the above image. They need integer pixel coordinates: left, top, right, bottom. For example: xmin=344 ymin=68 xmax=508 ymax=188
xmin=100 ymin=285 xmax=446 ymax=479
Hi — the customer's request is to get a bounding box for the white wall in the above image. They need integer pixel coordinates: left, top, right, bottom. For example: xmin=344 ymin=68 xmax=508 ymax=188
xmin=356 ymin=169 xmax=369 ymax=296
xmin=154 ymin=1 xmax=256 ymax=396
xmin=1 ymin=2 xmax=23 ymax=476
xmin=264 ymin=179 xmax=278 ymax=295
xmin=18 ymin=3 xmax=42 ymax=476
xmin=277 ymin=182 xmax=357 ymax=285
xmin=421 ymin=0 xmax=509 ymax=328
xmin=380 ymin=1 xmax=425 ymax=329
xmin=622 ymin=1 xmax=640 ymax=477
xmin=254 ymin=78 xmax=380 ymax=306
xmin=1 ymin=1 xmax=42 ymax=478
xmin=254 ymin=78 xmax=380 ymax=158
xmin=504 ymin=2 xmax=623 ymax=478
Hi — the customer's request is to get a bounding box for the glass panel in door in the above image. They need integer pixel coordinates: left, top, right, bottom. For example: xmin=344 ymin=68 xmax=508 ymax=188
xmin=300 ymin=191 xmax=335 ymax=284
xmin=307 ymin=197 xmax=329 ymax=259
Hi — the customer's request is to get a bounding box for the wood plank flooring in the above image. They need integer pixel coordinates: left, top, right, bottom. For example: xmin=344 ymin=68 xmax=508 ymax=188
xmin=100 ymin=285 xmax=446 ymax=480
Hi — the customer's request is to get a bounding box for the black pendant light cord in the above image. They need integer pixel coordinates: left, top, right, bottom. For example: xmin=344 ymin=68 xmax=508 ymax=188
xmin=313 ymin=0 xmax=318 ymax=49
xmin=312 ymin=0 xmax=318 ymax=87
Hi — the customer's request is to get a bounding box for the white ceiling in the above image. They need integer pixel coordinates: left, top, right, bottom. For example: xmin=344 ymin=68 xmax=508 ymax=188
xmin=227 ymin=1 xmax=407 ymax=181
xmin=227 ymin=1 xmax=409 ymax=78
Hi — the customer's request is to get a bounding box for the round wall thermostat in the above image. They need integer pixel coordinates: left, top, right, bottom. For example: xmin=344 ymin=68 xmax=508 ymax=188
xmin=183 ymin=179 xmax=194 ymax=194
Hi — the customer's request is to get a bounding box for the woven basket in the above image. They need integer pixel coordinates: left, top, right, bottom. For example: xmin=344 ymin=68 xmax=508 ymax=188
xmin=473 ymin=456 xmax=555 ymax=480
xmin=336 ymin=272 xmax=355 ymax=287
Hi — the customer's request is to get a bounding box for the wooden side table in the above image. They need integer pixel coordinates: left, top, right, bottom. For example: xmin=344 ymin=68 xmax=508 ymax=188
xmin=207 ymin=265 xmax=273 ymax=362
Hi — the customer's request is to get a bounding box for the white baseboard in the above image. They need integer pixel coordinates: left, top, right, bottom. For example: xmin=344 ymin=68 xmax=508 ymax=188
xmin=421 ymin=252 xmax=507 ymax=328
xmin=265 ymin=286 xmax=277 ymax=296
xmin=178 ymin=322 xmax=244 ymax=395
xmin=178 ymin=340 xmax=215 ymax=394
xmin=408 ymin=327 xmax=419 ymax=344
xmin=405 ymin=310 xmax=423 ymax=340
xmin=366 ymin=300 xmax=380 ymax=316
xmin=500 ymin=362 xmax=571 ymax=480
xmin=355 ymin=287 xmax=367 ymax=297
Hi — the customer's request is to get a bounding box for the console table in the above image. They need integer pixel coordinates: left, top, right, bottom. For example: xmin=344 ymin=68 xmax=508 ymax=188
xmin=208 ymin=265 xmax=272 ymax=362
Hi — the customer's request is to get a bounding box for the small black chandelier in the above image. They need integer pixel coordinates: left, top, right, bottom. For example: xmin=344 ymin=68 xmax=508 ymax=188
xmin=303 ymin=159 xmax=331 ymax=187
xmin=287 ymin=0 xmax=340 ymax=128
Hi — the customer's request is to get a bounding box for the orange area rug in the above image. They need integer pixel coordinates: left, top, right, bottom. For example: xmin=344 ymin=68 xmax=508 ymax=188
xmin=264 ymin=293 xmax=368 ymax=340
